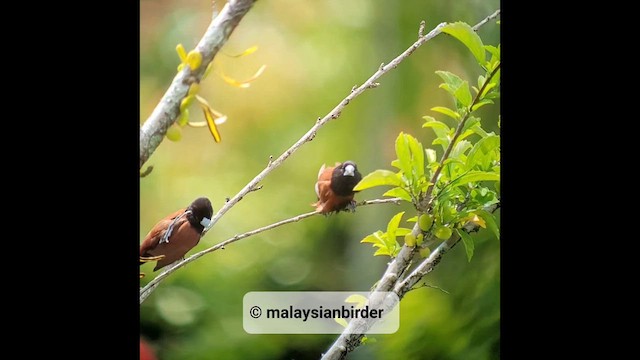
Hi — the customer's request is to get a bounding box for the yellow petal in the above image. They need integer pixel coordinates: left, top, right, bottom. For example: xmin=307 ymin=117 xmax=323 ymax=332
xmin=180 ymin=95 xmax=195 ymax=112
xmin=220 ymin=64 xmax=267 ymax=88
xmin=188 ymin=116 xmax=227 ymax=127
xmin=188 ymin=83 xmax=201 ymax=96
xmin=225 ymin=45 xmax=258 ymax=58
xmin=186 ymin=50 xmax=203 ymax=71
xmin=214 ymin=115 xmax=227 ymax=125
xmin=203 ymin=106 xmax=222 ymax=142
xmin=461 ymin=213 xmax=486 ymax=228
xmin=177 ymin=109 xmax=190 ymax=126
xmin=194 ymin=95 xmax=223 ymax=142
xmin=471 ymin=214 xmax=486 ymax=228
xmin=176 ymin=43 xmax=187 ymax=63
xmin=186 ymin=121 xmax=207 ymax=128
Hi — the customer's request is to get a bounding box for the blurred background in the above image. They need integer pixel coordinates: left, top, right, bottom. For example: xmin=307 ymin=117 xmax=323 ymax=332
xmin=140 ymin=0 xmax=500 ymax=359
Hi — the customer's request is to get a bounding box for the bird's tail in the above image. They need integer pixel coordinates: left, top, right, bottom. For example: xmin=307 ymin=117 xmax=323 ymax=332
xmin=140 ymin=254 xmax=165 ymax=266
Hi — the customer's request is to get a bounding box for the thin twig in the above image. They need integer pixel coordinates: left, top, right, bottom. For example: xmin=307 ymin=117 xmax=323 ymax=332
xmin=140 ymin=166 xmax=154 ymax=178
xmin=472 ymin=9 xmax=500 ymax=31
xmin=140 ymin=198 xmax=400 ymax=303
xmin=140 ymin=0 xmax=257 ymax=169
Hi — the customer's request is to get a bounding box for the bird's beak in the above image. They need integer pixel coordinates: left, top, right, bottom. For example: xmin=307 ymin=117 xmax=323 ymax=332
xmin=200 ymin=217 xmax=212 ymax=228
xmin=344 ymin=164 xmax=355 ymax=176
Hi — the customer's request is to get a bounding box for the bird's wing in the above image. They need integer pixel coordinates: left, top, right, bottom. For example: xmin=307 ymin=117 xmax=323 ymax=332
xmin=139 ymin=208 xmax=186 ymax=256
xmin=317 ymin=163 xmax=326 ymax=179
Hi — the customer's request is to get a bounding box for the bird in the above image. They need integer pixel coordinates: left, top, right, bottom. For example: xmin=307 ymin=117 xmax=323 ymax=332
xmin=313 ymin=161 xmax=362 ymax=214
xmin=139 ymin=197 xmax=213 ymax=274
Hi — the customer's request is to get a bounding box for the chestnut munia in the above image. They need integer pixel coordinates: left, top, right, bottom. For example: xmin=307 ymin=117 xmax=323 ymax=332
xmin=140 ymin=197 xmax=213 ymax=272
xmin=313 ymin=161 xmax=362 ymax=214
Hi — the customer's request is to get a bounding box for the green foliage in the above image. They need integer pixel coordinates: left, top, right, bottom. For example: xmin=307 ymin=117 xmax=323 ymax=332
xmin=441 ymin=22 xmax=486 ymax=64
xmin=361 ymin=211 xmax=412 ymax=257
xmin=355 ymin=22 xmax=500 ymax=259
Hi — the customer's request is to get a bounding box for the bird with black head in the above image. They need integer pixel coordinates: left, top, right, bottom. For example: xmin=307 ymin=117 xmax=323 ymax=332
xmin=313 ymin=161 xmax=362 ymax=214
xmin=140 ymin=197 xmax=213 ymax=277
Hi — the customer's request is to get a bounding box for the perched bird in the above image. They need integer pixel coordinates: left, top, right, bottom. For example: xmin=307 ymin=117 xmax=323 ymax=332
xmin=313 ymin=161 xmax=362 ymax=214
xmin=140 ymin=197 xmax=213 ymax=273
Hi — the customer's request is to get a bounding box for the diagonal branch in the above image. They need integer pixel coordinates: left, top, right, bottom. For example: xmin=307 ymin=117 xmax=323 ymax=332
xmin=140 ymin=0 xmax=258 ymax=169
xmin=139 ymin=198 xmax=401 ymax=303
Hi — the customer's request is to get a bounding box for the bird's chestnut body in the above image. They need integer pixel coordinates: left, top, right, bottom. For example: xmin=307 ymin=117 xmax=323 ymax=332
xmin=140 ymin=197 xmax=213 ymax=271
xmin=313 ymin=161 xmax=362 ymax=214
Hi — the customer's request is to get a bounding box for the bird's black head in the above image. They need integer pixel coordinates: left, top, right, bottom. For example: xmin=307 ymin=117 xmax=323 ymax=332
xmin=331 ymin=161 xmax=363 ymax=196
xmin=187 ymin=197 xmax=214 ymax=232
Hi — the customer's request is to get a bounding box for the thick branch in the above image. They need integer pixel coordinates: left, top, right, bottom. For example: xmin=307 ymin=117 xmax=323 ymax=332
xmin=139 ymin=0 xmax=257 ymax=169
xmin=139 ymin=198 xmax=401 ymax=304
xmin=321 ymin=203 xmax=498 ymax=360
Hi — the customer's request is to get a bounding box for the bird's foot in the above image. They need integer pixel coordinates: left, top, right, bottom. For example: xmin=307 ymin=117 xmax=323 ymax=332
xmin=344 ymin=200 xmax=357 ymax=213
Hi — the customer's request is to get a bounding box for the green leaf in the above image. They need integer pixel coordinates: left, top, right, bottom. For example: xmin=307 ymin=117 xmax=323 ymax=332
xmin=457 ymin=228 xmax=475 ymax=262
xmin=485 ymin=45 xmax=500 ymax=58
xmin=484 ymin=44 xmax=500 ymax=68
xmin=442 ymin=22 xmax=486 ymax=65
xmin=345 ymin=294 xmax=368 ymax=308
xmin=466 ymin=134 xmax=500 ymax=170
xmin=450 ymin=140 xmax=472 ymax=160
xmin=435 ymin=71 xmax=465 ymax=92
xmin=386 ymin=211 xmax=405 ymax=241
xmin=461 ymin=116 xmax=480 ymax=134
xmin=405 ymin=134 xmax=425 ymax=179
xmin=475 ymin=209 xmax=500 ymax=240
xmin=451 ymin=170 xmax=500 ymax=188
xmin=431 ymin=106 xmax=460 ymax=120
xmin=422 ymin=118 xmax=451 ymax=133
xmin=373 ymin=247 xmax=393 ymax=256
xmin=395 ymin=228 xmax=412 ymax=237
xmin=395 ymin=132 xmax=412 ymax=176
xmin=471 ymin=99 xmax=494 ymax=112
xmin=432 ymin=137 xmax=450 ymax=151
xmin=453 ymin=80 xmax=472 ymax=108
xmin=383 ymin=187 xmax=413 ymax=202
xmin=353 ymin=170 xmax=402 ymax=191
xmin=425 ymin=148 xmax=437 ymax=164
xmin=361 ymin=231 xmax=385 ymax=245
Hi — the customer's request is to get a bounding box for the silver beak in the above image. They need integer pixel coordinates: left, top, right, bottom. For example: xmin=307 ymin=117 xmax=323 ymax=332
xmin=344 ymin=164 xmax=355 ymax=176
